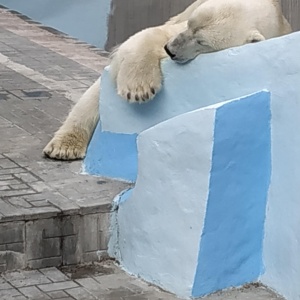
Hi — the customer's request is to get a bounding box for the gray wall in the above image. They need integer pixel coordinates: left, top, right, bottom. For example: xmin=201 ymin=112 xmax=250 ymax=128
xmin=105 ymin=0 xmax=194 ymax=50
xmin=282 ymin=0 xmax=300 ymax=33
xmin=0 ymin=0 xmax=111 ymax=48
xmin=105 ymin=0 xmax=300 ymax=50
xmin=0 ymin=0 xmax=299 ymax=50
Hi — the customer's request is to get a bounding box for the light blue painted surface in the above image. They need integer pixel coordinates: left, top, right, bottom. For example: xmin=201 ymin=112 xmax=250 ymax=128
xmin=0 ymin=0 xmax=110 ymax=48
xmin=192 ymin=92 xmax=271 ymax=297
xmin=91 ymin=31 xmax=300 ymax=299
xmin=117 ymin=189 xmax=133 ymax=204
xmin=84 ymin=123 xmax=138 ymax=182
xmin=100 ymin=32 xmax=300 ymax=135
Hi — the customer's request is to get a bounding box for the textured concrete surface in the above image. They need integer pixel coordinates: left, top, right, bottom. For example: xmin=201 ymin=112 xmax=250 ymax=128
xmin=0 ymin=261 xmax=285 ymax=300
xmin=0 ymin=261 xmax=180 ymax=300
xmin=0 ymin=7 xmax=130 ymax=271
xmin=0 ymin=6 xmax=286 ymax=300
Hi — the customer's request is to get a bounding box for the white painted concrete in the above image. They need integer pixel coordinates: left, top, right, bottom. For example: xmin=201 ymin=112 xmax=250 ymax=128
xmin=260 ymin=86 xmax=300 ymax=299
xmin=108 ymin=92 xmax=271 ymax=298
xmin=103 ymin=31 xmax=300 ymax=299
xmin=100 ymin=32 xmax=300 ymax=135
xmin=114 ymin=107 xmax=216 ymax=298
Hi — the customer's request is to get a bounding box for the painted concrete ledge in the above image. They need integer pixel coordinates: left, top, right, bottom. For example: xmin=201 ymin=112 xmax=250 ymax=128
xmin=109 ymin=91 xmax=271 ymax=298
xmin=84 ymin=31 xmax=300 ymax=299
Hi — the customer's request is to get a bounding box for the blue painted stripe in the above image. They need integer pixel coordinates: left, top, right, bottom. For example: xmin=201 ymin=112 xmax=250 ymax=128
xmin=118 ymin=188 xmax=134 ymax=205
xmin=84 ymin=122 xmax=138 ymax=182
xmin=192 ymin=91 xmax=271 ymax=297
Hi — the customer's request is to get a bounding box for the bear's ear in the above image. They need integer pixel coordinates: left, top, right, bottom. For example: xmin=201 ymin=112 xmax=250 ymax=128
xmin=246 ymin=30 xmax=265 ymax=43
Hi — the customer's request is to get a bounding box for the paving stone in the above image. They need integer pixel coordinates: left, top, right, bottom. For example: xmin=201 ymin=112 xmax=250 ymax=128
xmin=65 ymin=287 xmax=97 ymax=300
xmin=40 ymin=267 xmax=70 ymax=283
xmin=47 ymin=290 xmax=69 ymax=299
xmin=29 ymin=181 xmax=51 ymax=193
xmin=103 ymin=286 xmax=138 ymax=298
xmin=9 ymin=183 xmax=29 ymax=190
xmin=0 ymin=189 xmax=36 ymax=197
xmin=0 ymin=175 xmax=14 ymax=180
xmin=7 ymin=197 xmax=32 ymax=208
xmin=0 ymin=179 xmax=20 ymax=186
xmin=3 ymin=270 xmax=51 ymax=287
xmin=38 ymin=281 xmax=78 ymax=292
xmin=0 ymin=201 xmax=60 ymax=223
xmin=29 ymin=200 xmax=50 ymax=207
xmin=0 ymin=288 xmax=23 ymax=299
xmin=14 ymin=172 xmax=39 ymax=183
xmin=0 ymin=282 xmax=12 ymax=290
xmin=0 ymin=168 xmax=28 ymax=175
xmin=49 ymin=298 xmax=74 ymax=300
xmin=45 ymin=191 xmax=80 ymax=214
xmin=0 ymin=158 xmax=19 ymax=169
xmin=18 ymin=285 xmax=51 ymax=299
xmin=0 ymin=186 xmax=10 ymax=191
xmin=94 ymin=272 xmax=135 ymax=290
xmin=123 ymin=292 xmax=178 ymax=300
xmin=74 ymin=278 xmax=105 ymax=297
xmin=12 ymin=296 xmax=27 ymax=300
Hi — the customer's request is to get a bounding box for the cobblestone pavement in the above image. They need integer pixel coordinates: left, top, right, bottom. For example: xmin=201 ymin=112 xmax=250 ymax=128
xmin=0 ymin=260 xmax=285 ymax=300
xmin=0 ymin=261 xmax=179 ymax=300
xmin=0 ymin=6 xmax=285 ymax=300
xmin=0 ymin=261 xmax=285 ymax=300
xmin=0 ymin=7 xmax=130 ymax=271
xmin=0 ymin=7 xmax=129 ymax=221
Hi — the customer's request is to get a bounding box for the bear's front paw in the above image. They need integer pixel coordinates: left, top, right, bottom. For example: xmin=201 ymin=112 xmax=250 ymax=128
xmin=118 ymin=82 xmax=161 ymax=104
xmin=43 ymin=129 xmax=88 ymax=160
xmin=116 ymin=62 xmax=162 ymax=104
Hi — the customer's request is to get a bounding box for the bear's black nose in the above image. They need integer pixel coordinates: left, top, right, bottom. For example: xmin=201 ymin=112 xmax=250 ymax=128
xmin=164 ymin=45 xmax=176 ymax=59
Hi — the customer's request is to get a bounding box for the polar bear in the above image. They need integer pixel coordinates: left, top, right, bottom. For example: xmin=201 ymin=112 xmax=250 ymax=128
xmin=43 ymin=0 xmax=291 ymax=160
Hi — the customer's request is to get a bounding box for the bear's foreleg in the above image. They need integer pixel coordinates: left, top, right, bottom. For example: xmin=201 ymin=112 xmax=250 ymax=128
xmin=110 ymin=22 xmax=187 ymax=103
xmin=43 ymin=78 xmax=100 ymax=160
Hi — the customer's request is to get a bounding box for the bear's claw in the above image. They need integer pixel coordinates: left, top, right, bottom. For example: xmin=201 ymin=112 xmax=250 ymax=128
xmin=43 ymin=130 xmax=88 ymax=160
xmin=118 ymin=83 xmax=161 ymax=104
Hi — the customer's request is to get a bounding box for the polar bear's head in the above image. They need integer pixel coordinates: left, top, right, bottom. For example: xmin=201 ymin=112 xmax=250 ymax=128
xmin=164 ymin=3 xmax=265 ymax=63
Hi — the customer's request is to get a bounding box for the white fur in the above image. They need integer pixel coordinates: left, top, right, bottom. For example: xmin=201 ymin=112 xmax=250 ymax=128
xmin=43 ymin=0 xmax=291 ymax=160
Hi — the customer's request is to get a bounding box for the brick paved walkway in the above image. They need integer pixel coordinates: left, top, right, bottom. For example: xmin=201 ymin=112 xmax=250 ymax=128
xmin=0 ymin=261 xmax=284 ymax=300
xmin=0 ymin=7 xmax=130 ymax=271
xmin=0 ymin=261 xmax=180 ymax=300
xmin=0 ymin=6 xmax=285 ymax=300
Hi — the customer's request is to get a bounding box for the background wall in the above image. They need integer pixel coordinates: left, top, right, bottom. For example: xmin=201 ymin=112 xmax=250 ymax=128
xmin=105 ymin=0 xmax=194 ymax=50
xmin=282 ymin=0 xmax=300 ymax=33
xmin=1 ymin=0 xmax=298 ymax=50
xmin=106 ymin=0 xmax=300 ymax=50
xmin=0 ymin=0 xmax=111 ymax=48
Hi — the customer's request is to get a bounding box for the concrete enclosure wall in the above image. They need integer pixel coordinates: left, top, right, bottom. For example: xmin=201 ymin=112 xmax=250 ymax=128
xmin=109 ymin=92 xmax=271 ymax=298
xmin=1 ymin=0 xmax=299 ymax=50
xmin=84 ymin=31 xmax=300 ymax=299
